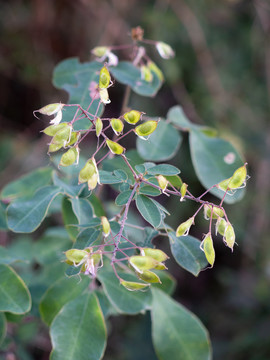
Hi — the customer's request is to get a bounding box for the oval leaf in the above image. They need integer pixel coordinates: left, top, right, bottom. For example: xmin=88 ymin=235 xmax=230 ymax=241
xmin=0 ymin=264 xmax=31 ymax=314
xmin=50 ymin=292 xmax=106 ymax=360
xmin=135 ymin=195 xmax=161 ymax=228
xmin=147 ymin=164 xmax=180 ymax=176
xmin=71 ymin=198 xmax=93 ymax=225
xmin=151 ymin=288 xmax=212 ymax=360
xmin=0 ymin=313 xmax=6 ymax=346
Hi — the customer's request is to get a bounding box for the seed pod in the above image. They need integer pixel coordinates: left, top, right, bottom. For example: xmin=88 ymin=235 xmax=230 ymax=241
xmin=120 ymin=280 xmax=150 ymax=292
xmin=43 ymin=123 xmax=68 ymax=136
xmin=129 ymin=255 xmax=159 ymax=273
xmin=88 ymin=172 xmax=99 ymax=190
xmin=217 ymin=177 xmax=232 ymax=192
xmin=92 ymin=46 xmax=109 ymax=58
xmin=228 ymin=164 xmax=247 ymax=189
xmin=204 ymin=205 xmax=225 ymax=220
xmin=135 ymin=120 xmax=158 ymax=138
xmin=60 ymin=147 xmax=79 ymax=167
xmin=51 ymin=125 xmax=72 ymax=147
xmin=48 ymin=143 xmax=63 ymax=153
xmin=157 ymin=175 xmax=168 ymax=192
xmin=67 ymin=132 xmax=80 ymax=146
xmin=176 ymin=217 xmax=194 ymax=237
xmin=65 ymin=249 xmax=87 ymax=264
xmin=101 ymin=216 xmax=110 ymax=237
xmin=95 ymin=117 xmax=103 ymax=137
xmin=106 ymin=139 xmax=125 ymax=155
xmin=141 ymin=65 xmax=153 ymax=82
xmin=156 ymin=42 xmax=175 ymax=59
xmin=99 ymin=66 xmax=111 ymax=89
xmin=154 ymin=263 xmax=167 ymax=270
xmin=79 ymin=158 xmax=96 ymax=184
xmin=201 ymin=233 xmax=215 ymax=267
xmin=110 ymin=118 xmax=124 ymax=136
xmin=123 ymin=110 xmax=141 ymax=125
xmin=50 ymin=110 xmax=63 ymax=125
xmin=99 ymin=88 xmax=111 ymax=104
xmin=137 ymin=270 xmax=161 ymax=283
xmin=147 ymin=61 xmax=164 ymax=81
xmin=216 ymin=218 xmax=227 ymax=236
xmin=38 ymin=103 xmax=64 ymax=116
xmin=141 ymin=248 xmax=169 ymax=262
xmin=180 ymin=183 xmax=188 ymax=202
xmin=224 ymin=223 xmax=235 ymax=251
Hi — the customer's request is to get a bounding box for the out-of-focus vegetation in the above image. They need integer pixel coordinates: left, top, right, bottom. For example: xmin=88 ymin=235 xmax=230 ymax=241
xmin=0 ymin=1 xmax=270 ymax=359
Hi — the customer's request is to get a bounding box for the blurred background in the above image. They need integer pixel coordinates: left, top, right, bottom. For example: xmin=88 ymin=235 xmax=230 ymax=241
xmin=0 ymin=0 xmax=270 ymax=359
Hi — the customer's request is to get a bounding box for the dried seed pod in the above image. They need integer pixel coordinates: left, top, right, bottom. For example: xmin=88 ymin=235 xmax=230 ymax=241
xmin=135 ymin=120 xmax=158 ymax=138
xmin=217 ymin=177 xmax=232 ymax=192
xmin=101 ymin=216 xmax=110 ymax=237
xmin=87 ymin=173 xmax=99 ymax=191
xmin=67 ymin=132 xmax=80 ymax=146
xmin=43 ymin=123 xmax=68 ymax=136
xmin=106 ymin=139 xmax=125 ymax=155
xmin=137 ymin=270 xmax=161 ymax=283
xmin=110 ymin=118 xmax=124 ymax=136
xmin=38 ymin=103 xmax=64 ymax=116
xmin=95 ymin=117 xmax=103 ymax=137
xmin=156 ymin=42 xmax=175 ymax=59
xmin=99 ymin=66 xmax=111 ymax=89
xmin=60 ymin=147 xmax=79 ymax=167
xmin=123 ymin=110 xmax=142 ymax=125
xmin=201 ymin=233 xmax=215 ymax=267
xmin=129 ymin=255 xmax=159 ymax=273
xmin=51 ymin=125 xmax=72 ymax=147
xmin=141 ymin=248 xmax=169 ymax=262
xmin=176 ymin=217 xmax=194 ymax=237
xmin=224 ymin=223 xmax=235 ymax=251
xmin=120 ymin=280 xmax=150 ymax=291
xmin=48 ymin=143 xmax=63 ymax=153
xmin=154 ymin=263 xmax=167 ymax=270
xmin=204 ymin=205 xmax=225 ymax=220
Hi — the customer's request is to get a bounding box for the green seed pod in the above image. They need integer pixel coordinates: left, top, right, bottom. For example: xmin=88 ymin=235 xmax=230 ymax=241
xmin=110 ymin=118 xmax=124 ymax=136
xmin=67 ymin=131 xmax=80 ymax=146
xmin=157 ymin=175 xmax=168 ymax=192
xmin=38 ymin=103 xmax=64 ymax=116
xmin=65 ymin=249 xmax=87 ymax=264
xmin=48 ymin=143 xmax=63 ymax=153
xmin=106 ymin=139 xmax=125 ymax=155
xmin=228 ymin=164 xmax=247 ymax=189
xmin=120 ymin=280 xmax=150 ymax=292
xmin=135 ymin=120 xmax=158 ymax=138
xmin=217 ymin=177 xmax=232 ymax=192
xmin=156 ymin=42 xmax=175 ymax=59
xmin=224 ymin=224 xmax=235 ymax=251
xmin=99 ymin=88 xmax=111 ymax=104
xmin=43 ymin=123 xmax=68 ymax=136
xmin=154 ymin=263 xmax=167 ymax=271
xmin=52 ymin=125 xmax=72 ymax=146
xmin=140 ymin=65 xmax=153 ymax=82
xmin=141 ymin=248 xmax=169 ymax=262
xmin=216 ymin=218 xmax=227 ymax=237
xmin=137 ymin=270 xmax=161 ymax=283
xmin=95 ymin=117 xmax=103 ymax=137
xmin=99 ymin=66 xmax=111 ymax=89
xmin=123 ymin=110 xmax=141 ymax=125
xmin=201 ymin=233 xmax=215 ymax=267
xmin=204 ymin=205 xmax=225 ymax=220
xmin=87 ymin=172 xmax=99 ymax=191
xmin=60 ymin=147 xmax=79 ymax=167
xmin=129 ymin=255 xmax=159 ymax=273
xmin=176 ymin=217 xmax=194 ymax=237
xmin=79 ymin=159 xmax=96 ymax=184
xmin=92 ymin=46 xmax=109 ymax=57
xmin=147 ymin=61 xmax=164 ymax=81
xmin=180 ymin=183 xmax=188 ymax=201
xmin=101 ymin=216 xmax=110 ymax=237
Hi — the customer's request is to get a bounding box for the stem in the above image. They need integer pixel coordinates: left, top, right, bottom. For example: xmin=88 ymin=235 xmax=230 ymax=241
xmin=121 ymin=155 xmax=139 ymax=179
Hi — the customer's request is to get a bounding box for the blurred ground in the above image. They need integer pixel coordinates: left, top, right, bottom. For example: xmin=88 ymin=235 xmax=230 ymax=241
xmin=1 ymin=0 xmax=270 ymax=359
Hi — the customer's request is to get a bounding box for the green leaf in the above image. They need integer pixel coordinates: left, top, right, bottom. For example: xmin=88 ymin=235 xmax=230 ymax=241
xmin=115 ymin=190 xmax=133 ymax=206
xmin=71 ymin=198 xmax=93 ymax=224
xmin=7 ymin=186 xmax=62 ymax=233
xmin=40 ymin=276 xmax=90 ymax=326
xmin=53 ymin=172 xmax=84 ymax=197
xmin=167 ymin=105 xmax=192 ymax=130
xmin=50 ymin=292 xmax=106 ymax=360
xmin=89 ymin=193 xmax=106 ymax=217
xmin=147 ymin=164 xmax=180 ymax=176
xmin=169 ymin=233 xmax=208 ymax=276
xmin=74 ymin=228 xmax=101 ymax=250
xmin=135 ymin=195 xmax=161 ymax=228
xmin=53 ymin=58 xmax=103 ymax=130
xmin=0 ymin=245 xmax=29 ymax=265
xmin=97 ymin=270 xmax=152 ymax=314
xmin=62 ymin=197 xmax=79 ymax=241
xmin=0 ymin=202 xmax=7 ymax=230
xmin=0 ymin=313 xmax=6 ymax=346
xmin=110 ymin=61 xmax=162 ymax=97
xmin=151 ymin=288 xmax=211 ymax=360
xmin=151 ymin=271 xmax=176 ymax=295
xmin=137 ymin=120 xmax=182 ymax=161
xmin=138 ymin=185 xmax=161 ymax=197
xmin=0 ymin=264 xmax=31 ymax=314
xmin=1 ymin=167 xmax=53 ymax=201
xmin=99 ymin=170 xmax=123 ymax=184
xmin=189 ymin=130 xmax=245 ymax=203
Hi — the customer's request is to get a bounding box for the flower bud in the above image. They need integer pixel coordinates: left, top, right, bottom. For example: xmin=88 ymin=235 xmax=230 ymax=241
xmin=156 ymin=175 xmax=168 ymax=192
xmin=43 ymin=123 xmax=68 ymax=136
xmin=110 ymin=118 xmax=124 ymax=136
xmin=224 ymin=223 xmax=235 ymax=251
xmin=65 ymin=249 xmax=87 ymax=264
xmin=156 ymin=42 xmax=175 ymax=59
xmin=99 ymin=88 xmax=111 ymax=104
xmin=147 ymin=61 xmax=164 ymax=81
xmin=123 ymin=110 xmax=141 ymax=124
xmin=135 ymin=120 xmax=158 ymax=138
xmin=101 ymin=216 xmax=110 ymax=237
xmin=140 ymin=65 xmax=153 ymax=82
xmin=60 ymin=147 xmax=79 ymax=167
xmin=137 ymin=270 xmax=161 ymax=283
xmin=129 ymin=255 xmax=159 ymax=273
xmin=176 ymin=217 xmax=194 ymax=237
xmin=99 ymin=66 xmax=111 ymax=89
xmin=228 ymin=164 xmax=247 ymax=189
xmin=106 ymin=139 xmax=125 ymax=155
xmin=204 ymin=205 xmax=225 ymax=220
xmin=141 ymin=248 xmax=169 ymax=262
xmin=120 ymin=280 xmax=150 ymax=291
xmin=215 ymin=217 xmax=227 ymax=236
xmin=92 ymin=46 xmax=109 ymax=58
xmin=201 ymin=233 xmax=215 ymax=267
xmin=95 ymin=117 xmax=103 ymax=137
xmin=180 ymin=183 xmax=188 ymax=202
xmin=38 ymin=103 xmax=64 ymax=116
xmin=79 ymin=158 xmax=97 ymax=184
